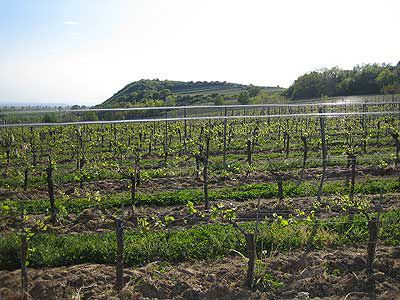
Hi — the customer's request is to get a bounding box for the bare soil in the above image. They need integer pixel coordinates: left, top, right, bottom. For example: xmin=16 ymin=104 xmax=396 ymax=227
xmin=1 ymin=246 xmax=399 ymax=300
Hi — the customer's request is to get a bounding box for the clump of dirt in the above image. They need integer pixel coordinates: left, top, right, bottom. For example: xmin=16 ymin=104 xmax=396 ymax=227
xmin=0 ymin=246 xmax=399 ymax=300
xmin=0 ymin=187 xmax=50 ymax=202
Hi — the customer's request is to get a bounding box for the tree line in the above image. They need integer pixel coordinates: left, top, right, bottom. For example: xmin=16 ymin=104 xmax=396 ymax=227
xmin=286 ymin=62 xmax=400 ymax=99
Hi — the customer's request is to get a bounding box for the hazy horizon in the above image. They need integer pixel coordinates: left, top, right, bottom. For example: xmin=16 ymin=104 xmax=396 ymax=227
xmin=1 ymin=0 xmax=399 ymax=105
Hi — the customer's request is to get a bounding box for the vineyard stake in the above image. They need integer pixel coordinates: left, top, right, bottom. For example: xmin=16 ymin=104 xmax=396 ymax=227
xmin=115 ymin=217 xmax=124 ymax=291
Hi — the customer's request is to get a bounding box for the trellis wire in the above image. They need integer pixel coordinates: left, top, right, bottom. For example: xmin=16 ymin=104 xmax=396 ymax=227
xmin=1 ymin=110 xmax=400 ymax=128
xmin=2 ymin=100 xmax=400 ymax=115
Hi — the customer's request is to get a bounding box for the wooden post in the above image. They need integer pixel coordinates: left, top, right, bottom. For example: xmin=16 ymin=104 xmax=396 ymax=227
xmin=130 ymin=172 xmax=136 ymax=207
xmin=20 ymin=204 xmax=28 ymax=299
xmin=277 ymin=174 xmax=283 ymax=201
xmin=245 ymin=233 xmax=256 ymax=287
xmin=30 ymin=127 xmax=37 ymax=167
xmin=300 ymin=134 xmax=308 ymax=180
xmin=388 ymin=129 xmax=399 ymax=182
xmin=115 ymin=218 xmax=124 ymax=291
xmin=376 ymin=121 xmax=380 ymax=145
xmin=24 ymin=168 xmax=29 ymax=191
xmin=46 ymin=157 xmax=56 ymax=225
xmin=20 ymin=234 xmax=28 ymax=299
xmin=223 ymin=107 xmax=227 ymax=169
xmin=393 ymin=133 xmax=399 ymax=168
xmin=246 ymin=139 xmax=252 ymax=166
xmin=349 ymin=155 xmax=356 ymax=202
xmin=113 ymin=124 xmax=117 ymax=146
xmin=164 ymin=111 xmax=168 ymax=165
xmin=203 ymin=134 xmax=210 ymax=210
xmin=317 ymin=107 xmax=327 ymax=202
xmin=184 ymin=108 xmax=187 ymax=153
xmin=285 ymin=131 xmax=290 ymax=159
xmin=361 ymin=104 xmax=368 ymax=154
xmin=367 ymin=217 xmax=379 ymax=276
xmin=366 ymin=217 xmax=379 ymax=300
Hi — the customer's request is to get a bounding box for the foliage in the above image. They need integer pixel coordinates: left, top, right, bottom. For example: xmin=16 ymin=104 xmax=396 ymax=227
xmin=286 ymin=62 xmax=400 ymax=99
xmin=238 ymin=91 xmax=250 ymax=105
xmin=213 ymin=94 xmax=225 ymax=105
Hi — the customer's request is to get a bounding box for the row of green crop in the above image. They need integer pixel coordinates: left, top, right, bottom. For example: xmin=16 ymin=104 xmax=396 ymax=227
xmin=1 ymin=141 xmax=396 ymax=189
xmin=1 ymin=210 xmax=399 ymax=270
xmin=2 ymin=178 xmax=400 ymax=214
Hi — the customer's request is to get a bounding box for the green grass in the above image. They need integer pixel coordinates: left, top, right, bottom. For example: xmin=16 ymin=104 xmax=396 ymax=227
xmin=1 ymin=210 xmax=399 ymax=270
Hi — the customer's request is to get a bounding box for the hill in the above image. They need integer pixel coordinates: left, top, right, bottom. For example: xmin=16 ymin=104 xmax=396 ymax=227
xmin=99 ymin=79 xmax=282 ymax=108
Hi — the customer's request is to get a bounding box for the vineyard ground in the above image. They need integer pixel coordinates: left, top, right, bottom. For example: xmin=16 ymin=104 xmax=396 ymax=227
xmin=2 ymin=191 xmax=399 ymax=234
xmin=1 ymin=246 xmax=399 ymax=300
xmin=1 ymin=104 xmax=400 ymax=299
xmin=1 ymin=164 xmax=398 ymax=203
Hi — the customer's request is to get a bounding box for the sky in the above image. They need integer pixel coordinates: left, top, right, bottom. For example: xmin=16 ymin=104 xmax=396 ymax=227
xmin=0 ymin=0 xmax=399 ymax=105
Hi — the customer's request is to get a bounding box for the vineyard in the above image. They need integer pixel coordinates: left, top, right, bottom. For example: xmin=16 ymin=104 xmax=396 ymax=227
xmin=0 ymin=100 xmax=400 ymax=300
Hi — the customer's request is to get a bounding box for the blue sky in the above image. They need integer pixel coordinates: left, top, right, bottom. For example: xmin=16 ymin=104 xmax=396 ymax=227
xmin=1 ymin=0 xmax=399 ymax=105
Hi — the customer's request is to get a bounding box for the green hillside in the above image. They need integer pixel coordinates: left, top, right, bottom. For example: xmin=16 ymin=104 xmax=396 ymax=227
xmin=99 ymin=79 xmax=282 ymax=108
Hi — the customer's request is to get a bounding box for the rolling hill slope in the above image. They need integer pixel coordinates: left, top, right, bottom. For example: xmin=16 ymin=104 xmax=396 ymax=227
xmin=99 ymin=79 xmax=282 ymax=108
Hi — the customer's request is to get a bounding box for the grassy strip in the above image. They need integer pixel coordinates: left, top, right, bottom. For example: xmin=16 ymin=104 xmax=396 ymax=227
xmin=2 ymin=178 xmax=400 ymax=214
xmin=1 ymin=210 xmax=399 ymax=270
